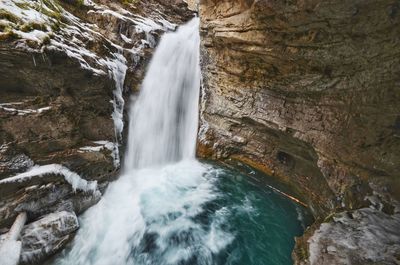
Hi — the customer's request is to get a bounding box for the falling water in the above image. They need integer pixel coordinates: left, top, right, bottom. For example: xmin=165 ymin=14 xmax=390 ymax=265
xmin=53 ymin=17 xmax=309 ymax=265
xmin=124 ymin=17 xmax=200 ymax=170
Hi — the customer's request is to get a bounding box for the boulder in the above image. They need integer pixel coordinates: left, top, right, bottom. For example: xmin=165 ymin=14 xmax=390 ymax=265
xmin=19 ymin=211 xmax=79 ymax=264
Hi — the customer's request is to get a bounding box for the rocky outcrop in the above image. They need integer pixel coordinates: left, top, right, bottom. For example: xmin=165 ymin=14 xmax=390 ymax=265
xmin=198 ymin=0 xmax=400 ymax=263
xmin=293 ymin=188 xmax=400 ymax=265
xmin=20 ymin=211 xmax=79 ymax=264
xmin=0 ymin=0 xmax=193 ymax=262
xmin=305 ymin=207 xmax=400 ymax=265
xmin=1 ymin=211 xmax=81 ymax=265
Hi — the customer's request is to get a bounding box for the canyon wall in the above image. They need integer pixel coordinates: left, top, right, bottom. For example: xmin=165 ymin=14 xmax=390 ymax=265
xmin=198 ymin=0 xmax=400 ymax=263
xmin=199 ymin=0 xmax=399 ymax=215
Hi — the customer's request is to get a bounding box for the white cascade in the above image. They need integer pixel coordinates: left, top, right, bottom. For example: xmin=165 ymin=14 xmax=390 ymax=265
xmin=55 ymin=17 xmax=234 ymax=265
xmin=124 ymin=17 xmax=201 ymax=170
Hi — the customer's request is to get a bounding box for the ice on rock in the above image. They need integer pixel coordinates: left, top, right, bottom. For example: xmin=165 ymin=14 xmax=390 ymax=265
xmin=98 ymin=54 xmax=128 ymax=168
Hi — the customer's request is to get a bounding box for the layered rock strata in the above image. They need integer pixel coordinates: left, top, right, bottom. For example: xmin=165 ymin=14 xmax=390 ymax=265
xmin=198 ymin=0 xmax=400 ymax=264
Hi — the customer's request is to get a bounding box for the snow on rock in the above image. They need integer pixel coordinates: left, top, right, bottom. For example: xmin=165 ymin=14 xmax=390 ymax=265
xmin=88 ymin=7 xmax=176 ymax=34
xmin=0 ymin=0 xmax=48 ymax=24
xmin=79 ymin=141 xmax=120 ymax=167
xmin=79 ymin=146 xmax=105 ymax=153
xmin=1 ymin=0 xmax=108 ymax=74
xmin=1 ymin=0 xmax=183 ymax=170
xmin=0 ymin=0 xmax=55 ymax=45
xmin=0 ymin=102 xmax=51 ymax=115
xmin=20 ymin=211 xmax=79 ymax=264
xmin=0 ymin=164 xmax=97 ymax=193
xmin=79 ymin=141 xmax=115 ymax=153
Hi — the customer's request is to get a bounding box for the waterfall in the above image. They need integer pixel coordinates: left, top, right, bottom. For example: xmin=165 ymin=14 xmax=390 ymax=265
xmin=124 ymin=17 xmax=200 ymax=170
xmin=54 ymin=17 xmax=236 ymax=265
xmin=51 ymin=19 xmax=309 ymax=265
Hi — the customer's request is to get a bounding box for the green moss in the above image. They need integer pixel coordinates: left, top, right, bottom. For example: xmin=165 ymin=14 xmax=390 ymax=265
xmin=1 ymin=1 xmax=62 ymax=34
xmin=0 ymin=9 xmax=20 ymax=24
xmin=41 ymin=34 xmax=51 ymax=45
xmin=14 ymin=2 xmax=31 ymax=10
xmin=0 ymin=29 xmax=19 ymax=41
xmin=0 ymin=21 xmax=12 ymax=32
xmin=26 ymin=39 xmax=40 ymax=49
xmin=41 ymin=7 xmax=62 ymax=21
xmin=59 ymin=0 xmax=84 ymax=7
xmin=297 ymin=246 xmax=309 ymax=261
xmin=322 ymin=212 xmax=335 ymax=223
xmin=31 ymin=0 xmax=63 ymax=21
xmin=19 ymin=22 xmax=47 ymax=32
xmin=42 ymin=0 xmax=62 ymax=12
xmin=76 ymin=0 xmax=85 ymax=7
xmin=50 ymin=20 xmax=61 ymax=31
xmin=120 ymin=0 xmax=139 ymax=6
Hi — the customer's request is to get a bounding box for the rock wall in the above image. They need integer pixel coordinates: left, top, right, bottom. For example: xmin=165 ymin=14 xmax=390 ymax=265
xmin=198 ymin=0 xmax=400 ymax=263
xmin=199 ymin=0 xmax=400 ymax=215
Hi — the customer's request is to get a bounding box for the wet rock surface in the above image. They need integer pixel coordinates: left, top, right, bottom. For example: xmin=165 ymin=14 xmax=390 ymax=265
xmin=198 ymin=0 xmax=400 ymax=264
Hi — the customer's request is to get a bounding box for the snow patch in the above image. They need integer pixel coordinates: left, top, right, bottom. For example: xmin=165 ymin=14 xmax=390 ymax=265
xmin=0 ymin=0 xmax=47 ymax=24
xmin=0 ymin=103 xmax=51 ymax=115
xmin=0 ymin=164 xmax=97 ymax=193
xmin=79 ymin=141 xmax=119 ymax=167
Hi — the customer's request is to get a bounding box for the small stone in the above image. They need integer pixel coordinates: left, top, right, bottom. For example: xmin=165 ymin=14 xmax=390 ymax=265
xmin=327 ymin=246 xmax=337 ymax=253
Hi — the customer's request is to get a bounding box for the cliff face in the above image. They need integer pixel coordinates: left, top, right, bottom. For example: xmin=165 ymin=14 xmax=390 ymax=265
xmin=199 ymin=0 xmax=399 ymax=213
xmin=0 ymin=0 xmax=192 ymax=263
xmin=198 ymin=0 xmax=400 ymax=263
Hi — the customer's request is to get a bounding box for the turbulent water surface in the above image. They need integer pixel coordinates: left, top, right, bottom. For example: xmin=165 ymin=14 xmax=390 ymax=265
xmin=51 ymin=18 xmax=310 ymax=265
